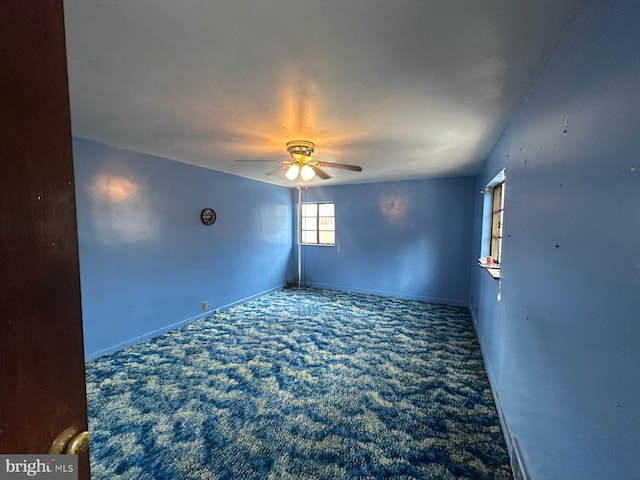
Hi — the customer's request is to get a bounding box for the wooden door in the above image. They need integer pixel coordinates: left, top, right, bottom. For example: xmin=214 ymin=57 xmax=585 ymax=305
xmin=0 ymin=1 xmax=90 ymax=478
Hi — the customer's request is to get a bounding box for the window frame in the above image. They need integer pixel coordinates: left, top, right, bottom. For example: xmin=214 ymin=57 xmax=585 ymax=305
xmin=299 ymin=201 xmax=335 ymax=246
xmin=480 ymin=169 xmax=506 ymax=277
xmin=490 ymin=181 xmax=505 ymax=265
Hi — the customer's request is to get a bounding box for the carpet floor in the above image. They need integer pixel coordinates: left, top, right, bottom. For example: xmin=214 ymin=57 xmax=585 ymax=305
xmin=86 ymin=288 xmax=512 ymax=479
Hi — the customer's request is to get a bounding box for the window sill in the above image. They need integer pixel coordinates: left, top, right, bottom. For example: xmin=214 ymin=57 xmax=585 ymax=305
xmin=478 ymin=261 xmax=501 ymax=279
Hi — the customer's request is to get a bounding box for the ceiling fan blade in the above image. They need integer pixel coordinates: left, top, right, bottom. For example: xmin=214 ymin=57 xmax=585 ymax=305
xmin=316 ymin=161 xmax=362 ymax=172
xmin=311 ymin=165 xmax=331 ymax=179
xmin=235 ymin=159 xmax=290 ymax=163
xmin=266 ymin=165 xmax=288 ymax=176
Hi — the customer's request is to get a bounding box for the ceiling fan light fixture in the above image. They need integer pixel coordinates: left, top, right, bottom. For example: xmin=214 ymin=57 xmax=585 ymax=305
xmin=291 ymin=153 xmax=311 ymax=163
xmin=285 ymin=164 xmax=300 ymax=181
xmin=238 ymin=139 xmax=360 ymax=183
xmin=286 ymin=140 xmax=315 ymax=162
xmin=300 ymin=164 xmax=316 ymax=182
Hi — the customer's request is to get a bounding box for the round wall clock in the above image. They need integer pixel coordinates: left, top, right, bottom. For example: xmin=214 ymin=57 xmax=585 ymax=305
xmin=200 ymin=208 xmax=216 ymax=225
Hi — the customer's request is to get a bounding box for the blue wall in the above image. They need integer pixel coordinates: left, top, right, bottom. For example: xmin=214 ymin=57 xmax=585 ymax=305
xmin=470 ymin=1 xmax=640 ymax=479
xmin=73 ymin=138 xmax=294 ymax=360
xmin=299 ymin=177 xmax=476 ymax=305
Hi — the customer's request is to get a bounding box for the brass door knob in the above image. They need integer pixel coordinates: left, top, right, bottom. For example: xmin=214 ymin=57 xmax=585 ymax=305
xmin=49 ymin=427 xmax=91 ymax=454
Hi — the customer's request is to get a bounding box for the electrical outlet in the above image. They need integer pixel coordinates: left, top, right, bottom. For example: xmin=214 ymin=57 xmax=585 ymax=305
xmin=201 ymin=301 xmax=207 ymax=311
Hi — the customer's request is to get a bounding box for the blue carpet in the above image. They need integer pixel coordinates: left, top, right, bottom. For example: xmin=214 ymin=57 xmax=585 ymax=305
xmin=86 ymin=288 xmax=512 ymax=479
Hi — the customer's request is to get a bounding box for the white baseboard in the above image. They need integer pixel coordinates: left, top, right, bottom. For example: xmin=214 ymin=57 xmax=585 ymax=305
xmin=85 ymin=284 xmax=285 ymax=361
xmin=306 ymin=281 xmax=469 ymax=307
xmin=469 ymin=303 xmax=529 ymax=480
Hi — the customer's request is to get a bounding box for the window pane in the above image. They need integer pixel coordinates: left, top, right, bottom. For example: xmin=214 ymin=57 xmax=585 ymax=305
xmin=491 ymin=214 xmax=501 ymax=238
xmin=318 ymin=217 xmax=334 ymax=230
xmin=491 ymin=236 xmax=499 ymax=259
xmin=303 ymin=217 xmax=317 ymax=230
xmin=302 ymin=203 xmax=317 ymax=217
xmin=302 ymin=231 xmax=317 ymax=244
xmin=492 ymin=184 xmax=503 ymax=212
xmin=319 ymin=231 xmax=335 ymax=244
xmin=319 ymin=203 xmax=334 ymax=216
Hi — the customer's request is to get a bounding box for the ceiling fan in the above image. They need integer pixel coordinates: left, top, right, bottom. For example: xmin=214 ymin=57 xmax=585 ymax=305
xmin=236 ymin=140 xmax=362 ymax=182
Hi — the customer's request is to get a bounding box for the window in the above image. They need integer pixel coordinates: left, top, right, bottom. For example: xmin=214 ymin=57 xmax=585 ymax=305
xmin=301 ymin=202 xmax=335 ymax=245
xmin=480 ymin=169 xmax=506 ymax=276
xmin=490 ymin=181 xmax=505 ymax=264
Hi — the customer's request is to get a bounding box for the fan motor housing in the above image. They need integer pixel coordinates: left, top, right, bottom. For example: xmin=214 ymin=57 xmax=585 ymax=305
xmin=286 ymin=140 xmax=315 ymax=157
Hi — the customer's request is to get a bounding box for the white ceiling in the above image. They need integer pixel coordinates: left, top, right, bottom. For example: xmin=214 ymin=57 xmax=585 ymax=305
xmin=63 ymin=0 xmax=582 ymax=187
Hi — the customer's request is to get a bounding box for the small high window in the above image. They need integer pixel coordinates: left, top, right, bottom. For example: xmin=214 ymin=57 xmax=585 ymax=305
xmin=480 ymin=169 xmax=506 ymax=277
xmin=301 ymin=202 xmax=335 ymax=246
xmin=490 ymin=181 xmax=505 ymax=264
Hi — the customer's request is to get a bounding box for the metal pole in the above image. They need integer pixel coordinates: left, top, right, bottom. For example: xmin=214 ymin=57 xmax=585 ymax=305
xmin=297 ymin=186 xmax=302 ymax=289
